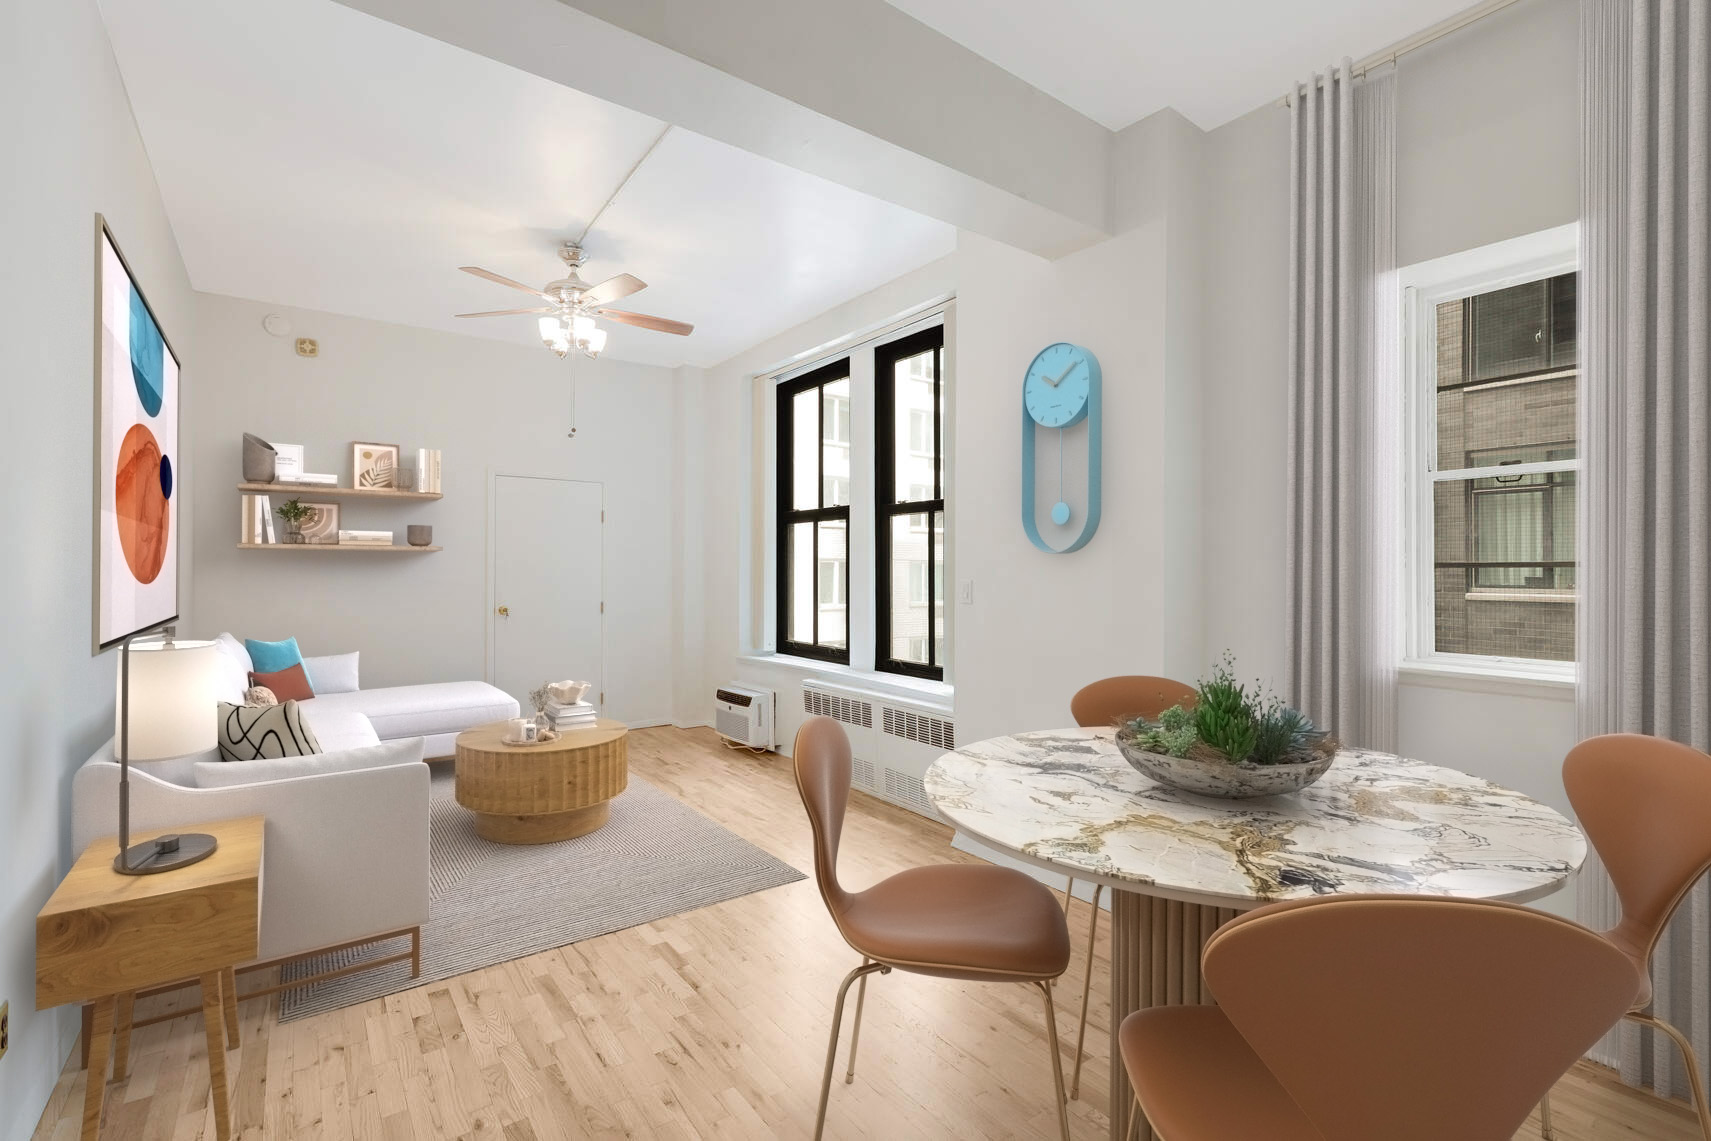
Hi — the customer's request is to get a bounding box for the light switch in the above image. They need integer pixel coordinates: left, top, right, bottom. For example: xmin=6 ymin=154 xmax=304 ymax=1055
xmin=957 ymin=579 xmax=974 ymax=605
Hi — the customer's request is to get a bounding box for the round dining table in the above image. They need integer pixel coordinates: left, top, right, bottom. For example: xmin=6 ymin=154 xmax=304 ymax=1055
xmin=923 ymin=728 xmax=1586 ymax=1141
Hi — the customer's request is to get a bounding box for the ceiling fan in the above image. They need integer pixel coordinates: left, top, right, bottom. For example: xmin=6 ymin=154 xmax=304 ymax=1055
xmin=456 ymin=241 xmax=693 ymax=359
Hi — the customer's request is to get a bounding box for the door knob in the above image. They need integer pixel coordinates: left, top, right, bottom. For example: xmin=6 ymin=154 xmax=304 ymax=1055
xmin=496 ymin=605 xmax=510 ymax=617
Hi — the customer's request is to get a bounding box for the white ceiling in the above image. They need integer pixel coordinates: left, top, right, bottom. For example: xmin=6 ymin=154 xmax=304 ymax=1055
xmin=97 ymin=0 xmax=956 ymax=368
xmin=883 ymin=0 xmax=1481 ymax=130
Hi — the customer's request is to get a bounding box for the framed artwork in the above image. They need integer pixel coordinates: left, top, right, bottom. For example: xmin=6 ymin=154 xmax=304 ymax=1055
xmin=95 ymin=216 xmax=181 ymax=651
xmin=299 ymin=502 xmax=340 ymax=544
xmin=353 ymin=441 xmax=399 ymax=489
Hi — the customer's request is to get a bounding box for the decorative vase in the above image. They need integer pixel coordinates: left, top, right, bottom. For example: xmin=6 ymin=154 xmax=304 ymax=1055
xmin=242 ymin=433 xmax=277 ymax=482
xmin=407 ymin=525 xmax=433 ymax=547
xmin=282 ymin=520 xmax=305 ymax=544
xmin=1115 ymin=735 xmax=1336 ymax=799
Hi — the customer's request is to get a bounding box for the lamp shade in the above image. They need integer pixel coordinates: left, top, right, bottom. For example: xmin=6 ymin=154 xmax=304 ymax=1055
xmin=114 ymin=640 xmax=219 ymax=759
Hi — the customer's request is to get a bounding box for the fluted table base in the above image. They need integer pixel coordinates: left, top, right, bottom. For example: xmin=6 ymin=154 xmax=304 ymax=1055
xmin=1108 ymin=889 xmax=1243 ymax=1141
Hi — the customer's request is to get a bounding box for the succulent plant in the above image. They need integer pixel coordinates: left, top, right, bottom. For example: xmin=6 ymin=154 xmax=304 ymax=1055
xmin=1118 ymin=652 xmax=1334 ymax=767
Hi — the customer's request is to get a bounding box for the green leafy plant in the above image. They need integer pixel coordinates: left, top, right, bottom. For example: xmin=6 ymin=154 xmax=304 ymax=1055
xmin=275 ymin=498 xmax=313 ymax=525
xmin=1117 ymin=652 xmax=1335 ymax=767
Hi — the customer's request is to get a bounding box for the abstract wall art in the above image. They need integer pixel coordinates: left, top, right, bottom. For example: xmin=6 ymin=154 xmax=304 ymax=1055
xmin=95 ymin=217 xmax=181 ymax=650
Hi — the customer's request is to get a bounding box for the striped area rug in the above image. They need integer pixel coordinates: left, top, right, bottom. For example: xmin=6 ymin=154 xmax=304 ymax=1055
xmin=278 ymin=767 xmax=804 ymax=1021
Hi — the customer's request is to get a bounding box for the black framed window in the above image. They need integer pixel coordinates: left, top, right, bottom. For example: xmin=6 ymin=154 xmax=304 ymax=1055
xmin=875 ymin=327 xmax=945 ymax=679
xmin=776 ymin=359 xmax=852 ymax=663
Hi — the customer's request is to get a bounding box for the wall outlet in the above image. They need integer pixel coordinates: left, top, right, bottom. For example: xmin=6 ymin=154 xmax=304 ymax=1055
xmin=0 ymin=1000 xmax=9 ymax=1062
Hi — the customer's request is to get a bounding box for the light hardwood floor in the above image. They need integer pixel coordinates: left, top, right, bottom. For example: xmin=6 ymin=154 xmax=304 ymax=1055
xmin=32 ymin=727 xmax=1703 ymax=1140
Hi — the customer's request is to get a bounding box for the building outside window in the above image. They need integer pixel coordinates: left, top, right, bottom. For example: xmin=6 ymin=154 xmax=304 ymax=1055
xmin=1402 ymin=228 xmax=1578 ymax=675
xmin=876 ymin=327 xmax=945 ymax=679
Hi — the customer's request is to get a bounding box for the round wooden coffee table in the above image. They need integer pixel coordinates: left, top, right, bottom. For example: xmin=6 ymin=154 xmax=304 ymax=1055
xmin=454 ymin=719 xmax=628 ymax=844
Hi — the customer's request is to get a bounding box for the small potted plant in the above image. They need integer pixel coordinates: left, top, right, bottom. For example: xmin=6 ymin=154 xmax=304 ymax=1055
xmin=1115 ymin=654 xmax=1339 ymax=799
xmin=275 ymin=497 xmax=312 ymax=544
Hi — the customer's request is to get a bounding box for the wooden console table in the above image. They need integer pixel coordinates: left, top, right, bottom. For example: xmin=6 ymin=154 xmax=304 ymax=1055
xmin=37 ymin=817 xmax=263 ymax=1141
xmin=455 ymin=719 xmax=628 ymax=843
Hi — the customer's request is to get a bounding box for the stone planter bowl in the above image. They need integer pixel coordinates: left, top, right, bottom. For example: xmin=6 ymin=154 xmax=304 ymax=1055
xmin=1116 ymin=735 xmax=1335 ymax=799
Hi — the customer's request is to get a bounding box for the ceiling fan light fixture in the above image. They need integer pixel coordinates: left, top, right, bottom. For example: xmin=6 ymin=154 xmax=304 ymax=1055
xmin=584 ymin=326 xmax=607 ymax=357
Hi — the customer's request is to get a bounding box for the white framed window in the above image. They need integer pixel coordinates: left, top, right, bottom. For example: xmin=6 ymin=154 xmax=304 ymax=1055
xmin=1400 ymin=224 xmax=1579 ymax=682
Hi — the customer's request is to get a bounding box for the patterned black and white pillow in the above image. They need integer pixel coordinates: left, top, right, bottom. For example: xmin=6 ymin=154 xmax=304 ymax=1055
xmin=217 ymin=700 xmax=321 ymax=762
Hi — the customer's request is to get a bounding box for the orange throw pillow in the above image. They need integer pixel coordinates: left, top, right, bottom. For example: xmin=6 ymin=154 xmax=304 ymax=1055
xmin=249 ymin=662 xmax=314 ymax=702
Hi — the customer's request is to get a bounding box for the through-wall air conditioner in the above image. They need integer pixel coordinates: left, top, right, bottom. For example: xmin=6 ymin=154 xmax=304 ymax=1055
xmin=714 ymin=684 xmax=774 ymax=750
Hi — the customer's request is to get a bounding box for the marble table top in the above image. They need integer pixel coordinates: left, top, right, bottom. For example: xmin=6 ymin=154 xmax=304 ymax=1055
xmin=924 ymin=728 xmax=1585 ymax=908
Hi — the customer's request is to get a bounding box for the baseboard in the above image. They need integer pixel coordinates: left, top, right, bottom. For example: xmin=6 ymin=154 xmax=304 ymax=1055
xmin=671 ymin=719 xmax=713 ymax=730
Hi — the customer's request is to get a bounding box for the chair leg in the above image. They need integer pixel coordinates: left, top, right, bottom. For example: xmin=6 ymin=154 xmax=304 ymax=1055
xmin=1630 ymin=1011 xmax=1711 ymax=1141
xmin=815 ymin=960 xmax=888 ymax=1141
xmin=1070 ymin=883 xmax=1102 ymax=1099
xmin=1036 ymin=981 xmax=1071 ymax=1141
xmin=844 ymin=958 xmax=871 ymax=1084
xmin=1054 ymin=878 xmax=1075 ymax=987
xmin=1538 ymin=1090 xmax=1555 ymax=1139
xmin=1127 ymin=1093 xmax=1141 ymax=1141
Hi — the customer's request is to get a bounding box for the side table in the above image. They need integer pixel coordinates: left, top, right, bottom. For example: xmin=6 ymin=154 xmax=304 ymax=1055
xmin=37 ymin=816 xmax=264 ymax=1141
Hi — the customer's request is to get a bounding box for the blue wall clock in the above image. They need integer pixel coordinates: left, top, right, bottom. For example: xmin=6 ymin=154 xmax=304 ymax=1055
xmin=1021 ymin=341 xmax=1102 ymax=553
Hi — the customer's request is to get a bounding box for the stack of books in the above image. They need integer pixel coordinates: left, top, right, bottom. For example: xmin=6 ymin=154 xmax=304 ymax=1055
xmin=414 ymin=448 xmax=442 ymax=493
xmin=543 ymin=700 xmax=597 ymax=730
xmin=338 ymin=529 xmax=394 ymax=547
xmin=240 ymin=494 xmax=278 ymax=543
xmin=293 ymin=472 xmax=339 ymax=486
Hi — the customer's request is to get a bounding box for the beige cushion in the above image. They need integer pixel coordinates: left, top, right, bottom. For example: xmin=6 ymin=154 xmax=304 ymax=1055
xmin=217 ymin=699 xmax=320 ymax=762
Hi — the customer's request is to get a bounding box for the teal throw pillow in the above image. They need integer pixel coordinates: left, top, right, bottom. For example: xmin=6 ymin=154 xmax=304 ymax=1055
xmin=245 ymin=635 xmax=305 ymax=675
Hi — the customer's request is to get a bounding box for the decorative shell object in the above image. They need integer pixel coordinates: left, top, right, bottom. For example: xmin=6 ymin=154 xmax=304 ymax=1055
xmin=549 ymin=680 xmax=591 ymax=704
xmin=243 ymin=685 xmax=279 ymax=707
xmin=1116 ymin=737 xmax=1336 ymax=799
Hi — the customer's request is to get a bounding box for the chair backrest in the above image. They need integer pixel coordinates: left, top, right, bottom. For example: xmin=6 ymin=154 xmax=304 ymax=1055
xmin=1565 ymin=732 xmax=1711 ymax=967
xmin=793 ymin=716 xmax=854 ymax=915
xmin=1203 ymin=894 xmax=1639 ymax=1141
xmin=1070 ymin=675 xmax=1197 ymax=728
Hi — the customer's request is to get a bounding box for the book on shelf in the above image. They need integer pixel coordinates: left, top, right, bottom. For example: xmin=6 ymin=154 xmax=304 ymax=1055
xmin=412 ymin=448 xmax=441 ymax=493
xmin=259 ymin=494 xmax=276 ymax=543
xmin=293 ymin=472 xmax=339 ymax=485
xmin=338 ymin=529 xmax=394 ymax=545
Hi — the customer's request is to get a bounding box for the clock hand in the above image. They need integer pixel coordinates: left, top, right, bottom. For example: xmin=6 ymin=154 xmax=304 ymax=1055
xmin=1045 ymin=359 xmax=1077 ymax=388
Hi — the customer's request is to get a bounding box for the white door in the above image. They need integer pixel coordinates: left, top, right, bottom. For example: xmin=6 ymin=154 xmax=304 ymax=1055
xmin=492 ymin=475 xmax=604 ymax=711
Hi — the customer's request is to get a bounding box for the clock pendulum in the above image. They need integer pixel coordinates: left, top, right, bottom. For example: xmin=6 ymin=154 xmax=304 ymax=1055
xmin=1052 ymin=427 xmax=1072 ymax=526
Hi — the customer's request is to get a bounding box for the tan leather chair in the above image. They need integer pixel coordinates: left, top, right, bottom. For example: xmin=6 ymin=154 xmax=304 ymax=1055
xmin=1063 ymin=674 xmax=1197 ymax=1098
xmin=793 ymin=716 xmax=1073 ymax=1141
xmin=1539 ymin=732 xmax=1711 ymax=1140
xmin=1119 ymin=894 xmax=1640 ymax=1141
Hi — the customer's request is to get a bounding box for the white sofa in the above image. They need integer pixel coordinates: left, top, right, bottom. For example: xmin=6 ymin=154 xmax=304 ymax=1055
xmin=70 ymin=635 xmax=520 ymax=966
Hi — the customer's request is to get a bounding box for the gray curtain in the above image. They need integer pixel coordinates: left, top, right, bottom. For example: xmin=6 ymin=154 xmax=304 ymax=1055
xmin=1579 ymin=0 xmax=1711 ymax=1098
xmin=1285 ymin=61 xmax=1399 ymax=752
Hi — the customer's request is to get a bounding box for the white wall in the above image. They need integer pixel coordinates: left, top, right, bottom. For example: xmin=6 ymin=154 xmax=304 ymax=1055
xmin=692 ymin=111 xmax=1208 ymax=752
xmin=1197 ymin=0 xmax=1582 ymax=914
xmin=0 ymin=3 xmax=198 ymax=1135
xmin=188 ymin=294 xmax=678 ymax=727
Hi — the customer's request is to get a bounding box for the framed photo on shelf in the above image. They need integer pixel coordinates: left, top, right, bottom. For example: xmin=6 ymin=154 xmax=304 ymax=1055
xmin=352 ymin=441 xmax=399 ymax=489
xmin=300 ymin=502 xmax=340 ymax=544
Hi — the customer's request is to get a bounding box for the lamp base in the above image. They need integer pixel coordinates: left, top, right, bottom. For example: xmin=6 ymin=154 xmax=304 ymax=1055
xmin=113 ymin=832 xmax=218 ymax=875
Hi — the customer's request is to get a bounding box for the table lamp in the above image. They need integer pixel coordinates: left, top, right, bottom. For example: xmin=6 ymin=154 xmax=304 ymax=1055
xmin=113 ymin=627 xmax=219 ymax=874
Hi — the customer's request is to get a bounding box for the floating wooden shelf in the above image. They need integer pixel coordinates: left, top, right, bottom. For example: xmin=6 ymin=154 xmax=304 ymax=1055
xmin=237 ymin=543 xmax=440 ymax=553
xmin=238 ymin=482 xmax=441 ymax=501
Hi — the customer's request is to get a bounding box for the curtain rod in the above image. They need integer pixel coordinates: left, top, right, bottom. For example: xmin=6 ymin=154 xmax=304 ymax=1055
xmin=1277 ymin=0 xmax=1526 ymax=106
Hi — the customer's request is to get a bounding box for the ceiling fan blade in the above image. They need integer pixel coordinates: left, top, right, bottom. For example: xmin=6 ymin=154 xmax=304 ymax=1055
xmin=598 ymin=308 xmax=693 ymax=336
xmin=454 ymin=307 xmax=555 ymax=318
xmin=580 ymin=273 xmax=646 ymax=308
xmin=460 ymin=266 xmax=553 ymax=301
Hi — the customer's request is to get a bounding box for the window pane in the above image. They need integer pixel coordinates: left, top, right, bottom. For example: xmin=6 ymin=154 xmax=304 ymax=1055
xmin=822 ymin=378 xmax=850 ymax=506
xmin=931 ymin=510 xmax=945 ymax=665
xmin=893 ymin=348 xmax=936 ymax=504
xmin=1436 ymin=286 xmax=1577 ymax=472
xmin=1432 ymin=477 xmax=1575 ymax=661
xmin=788 ymin=521 xmax=814 ymax=645
xmin=1470 ymin=280 xmax=1549 ymax=380
xmin=889 ymin=513 xmax=931 ymax=663
xmin=817 ymin=520 xmax=846 ymax=649
xmin=792 ymin=388 xmax=818 ymax=509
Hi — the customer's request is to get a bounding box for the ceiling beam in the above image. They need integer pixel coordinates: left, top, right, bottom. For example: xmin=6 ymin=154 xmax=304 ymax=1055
xmin=333 ymin=0 xmax=1112 ymax=258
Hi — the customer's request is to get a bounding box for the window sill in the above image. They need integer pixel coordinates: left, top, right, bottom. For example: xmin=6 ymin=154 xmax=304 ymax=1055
xmin=1398 ymin=658 xmax=1575 ymax=701
xmin=738 ymin=652 xmax=954 ymax=709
